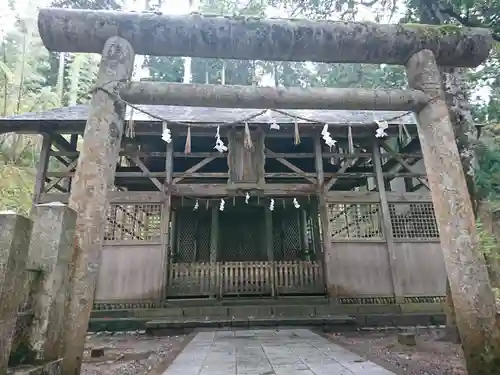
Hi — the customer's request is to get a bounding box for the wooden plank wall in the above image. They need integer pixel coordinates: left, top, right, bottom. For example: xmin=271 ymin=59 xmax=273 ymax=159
xmin=94 ymin=198 xmax=167 ymax=302
xmin=324 ymin=192 xmax=446 ymax=299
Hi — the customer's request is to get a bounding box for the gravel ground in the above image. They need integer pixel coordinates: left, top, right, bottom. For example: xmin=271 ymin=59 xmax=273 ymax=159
xmin=327 ymin=328 xmax=466 ymax=375
xmin=81 ymin=331 xmax=189 ymax=375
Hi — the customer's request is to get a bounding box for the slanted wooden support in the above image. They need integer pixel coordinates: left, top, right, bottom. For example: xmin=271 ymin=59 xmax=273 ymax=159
xmin=38 ymin=8 xmax=492 ymax=67
xmin=31 ymin=134 xmax=52 ymax=214
xmin=266 ymin=148 xmax=317 ymax=184
xmin=380 ymin=142 xmax=429 ymax=189
xmin=44 ymin=159 xmax=78 ymax=193
xmin=63 ymin=36 xmax=135 ymax=375
xmin=173 ymin=157 xmax=215 ymax=184
xmin=406 ymin=49 xmax=500 ymax=374
xmin=314 ymin=133 xmax=334 ymax=299
xmin=121 ymin=82 xmax=429 ymax=111
xmin=210 ymin=205 xmax=219 ymax=298
xmin=130 ymin=155 xmax=163 ymax=191
xmin=372 ymin=141 xmax=404 ymax=303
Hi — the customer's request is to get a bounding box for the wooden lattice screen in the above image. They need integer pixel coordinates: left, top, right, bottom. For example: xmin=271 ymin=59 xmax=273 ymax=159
xmin=174 ymin=210 xmax=211 ymax=262
xmin=219 ymin=208 xmax=265 ymax=261
xmin=328 ymin=203 xmax=384 ymax=240
xmin=272 ymin=209 xmax=303 ymax=260
xmin=389 ymin=202 xmax=439 ymax=240
xmin=327 ymin=201 xmax=439 ymax=241
xmin=105 ymin=203 xmax=162 ymax=242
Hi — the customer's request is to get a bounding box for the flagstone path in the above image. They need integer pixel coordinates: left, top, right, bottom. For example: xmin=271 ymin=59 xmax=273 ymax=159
xmin=161 ymin=329 xmax=396 ymax=375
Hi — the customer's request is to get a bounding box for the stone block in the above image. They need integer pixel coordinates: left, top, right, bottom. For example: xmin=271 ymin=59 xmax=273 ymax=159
xmin=90 ymin=348 xmax=105 ymax=358
xmin=28 ymin=203 xmax=76 ymax=361
xmin=0 ymin=212 xmax=33 ymax=374
xmin=10 ymin=358 xmax=62 ymax=375
xmin=228 ymin=306 xmax=272 ymax=319
xmin=273 ymin=306 xmax=315 ymax=317
xmin=397 ymin=332 xmax=417 ymax=346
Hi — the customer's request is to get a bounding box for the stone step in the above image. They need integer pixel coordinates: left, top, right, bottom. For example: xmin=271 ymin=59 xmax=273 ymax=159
xmin=145 ymin=315 xmax=357 ymax=330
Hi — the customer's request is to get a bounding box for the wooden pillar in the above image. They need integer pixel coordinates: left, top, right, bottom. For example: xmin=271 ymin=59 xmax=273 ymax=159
xmin=313 ymin=132 xmax=334 ymax=299
xmin=210 ymin=204 xmax=219 ymax=298
xmin=63 ymin=36 xmax=135 ymax=375
xmin=372 ymin=141 xmax=403 ymax=303
xmin=299 ymin=209 xmax=308 ymax=255
xmin=264 ymin=207 xmax=275 ymax=297
xmin=162 ymin=141 xmax=174 ymax=301
xmin=65 ymin=134 xmax=78 ymax=192
xmin=406 ymin=49 xmax=500 ymax=374
xmin=310 ymin=198 xmax=322 ymax=258
xmin=31 ymin=134 xmax=51 ymax=215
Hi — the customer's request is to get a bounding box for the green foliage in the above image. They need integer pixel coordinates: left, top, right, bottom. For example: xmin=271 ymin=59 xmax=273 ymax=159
xmin=0 ymin=164 xmax=35 ymax=216
xmin=477 ymin=218 xmax=500 ymax=258
xmin=476 ymin=141 xmax=500 ymax=201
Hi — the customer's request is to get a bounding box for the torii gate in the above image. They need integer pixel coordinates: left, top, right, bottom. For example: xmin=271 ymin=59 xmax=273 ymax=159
xmin=36 ymin=8 xmax=498 ymax=375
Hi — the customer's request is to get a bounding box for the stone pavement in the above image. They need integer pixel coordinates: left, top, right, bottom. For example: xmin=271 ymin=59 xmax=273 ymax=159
xmin=162 ymin=329 xmax=396 ymax=375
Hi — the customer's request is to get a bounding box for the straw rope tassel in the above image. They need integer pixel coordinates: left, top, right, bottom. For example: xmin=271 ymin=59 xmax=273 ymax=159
xmin=294 ymin=119 xmax=301 ymax=145
xmin=184 ymin=125 xmax=192 ymax=154
xmin=244 ymin=122 xmax=253 ymax=149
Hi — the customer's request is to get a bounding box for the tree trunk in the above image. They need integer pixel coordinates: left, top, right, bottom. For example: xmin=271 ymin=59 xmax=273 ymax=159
xmin=120 ymin=82 xmax=429 ymax=111
xmin=37 ymin=8 xmax=492 ymax=67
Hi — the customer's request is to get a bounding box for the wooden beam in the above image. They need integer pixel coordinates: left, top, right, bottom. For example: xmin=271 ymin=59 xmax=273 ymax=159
xmin=40 ymin=191 xmax=164 ymax=204
xmin=172 ymin=157 xmax=216 ymax=184
xmin=129 ymin=156 xmax=163 ymax=191
xmin=121 ymin=82 xmax=429 ymax=111
xmin=266 ymin=148 xmax=317 ymax=184
xmin=50 ymin=150 xmax=423 ymax=159
xmin=38 ymin=8 xmax=492 ymax=67
xmin=171 ymin=183 xmax=316 ymax=197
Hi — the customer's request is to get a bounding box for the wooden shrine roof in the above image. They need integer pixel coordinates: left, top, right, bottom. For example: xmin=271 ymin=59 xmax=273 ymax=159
xmin=0 ymin=104 xmax=416 ymax=135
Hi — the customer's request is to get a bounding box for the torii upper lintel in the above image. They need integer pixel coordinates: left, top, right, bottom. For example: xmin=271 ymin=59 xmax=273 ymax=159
xmin=37 ymin=8 xmax=492 ymax=68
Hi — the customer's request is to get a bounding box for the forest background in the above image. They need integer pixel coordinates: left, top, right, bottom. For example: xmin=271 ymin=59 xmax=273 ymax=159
xmin=1 ymin=0 xmax=500 ymax=271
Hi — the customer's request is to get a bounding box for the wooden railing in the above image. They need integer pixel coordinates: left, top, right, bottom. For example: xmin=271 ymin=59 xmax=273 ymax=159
xmin=275 ymin=260 xmax=324 ymax=294
xmin=220 ymin=261 xmax=274 ymax=296
xmin=167 ymin=260 xmax=324 ymax=298
xmin=168 ymin=262 xmax=212 ymax=297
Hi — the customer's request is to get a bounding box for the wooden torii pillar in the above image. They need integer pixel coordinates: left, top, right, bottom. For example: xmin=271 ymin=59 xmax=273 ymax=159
xmin=36 ymin=8 xmax=497 ymax=375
